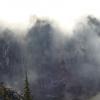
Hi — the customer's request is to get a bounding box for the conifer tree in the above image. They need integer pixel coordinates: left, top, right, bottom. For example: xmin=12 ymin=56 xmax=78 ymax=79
xmin=23 ymin=71 xmax=32 ymax=100
xmin=0 ymin=82 xmax=7 ymax=100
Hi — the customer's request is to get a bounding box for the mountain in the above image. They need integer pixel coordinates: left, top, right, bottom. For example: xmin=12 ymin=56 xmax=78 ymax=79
xmin=0 ymin=16 xmax=100 ymax=100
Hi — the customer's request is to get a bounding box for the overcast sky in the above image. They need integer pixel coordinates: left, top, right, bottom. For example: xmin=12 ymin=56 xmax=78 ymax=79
xmin=0 ymin=0 xmax=99 ymax=30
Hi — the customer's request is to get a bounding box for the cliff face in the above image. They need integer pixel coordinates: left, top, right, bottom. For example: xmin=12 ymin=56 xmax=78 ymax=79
xmin=1 ymin=16 xmax=100 ymax=100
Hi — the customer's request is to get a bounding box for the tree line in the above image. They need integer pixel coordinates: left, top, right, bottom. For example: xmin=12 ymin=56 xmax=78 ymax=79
xmin=0 ymin=72 xmax=32 ymax=100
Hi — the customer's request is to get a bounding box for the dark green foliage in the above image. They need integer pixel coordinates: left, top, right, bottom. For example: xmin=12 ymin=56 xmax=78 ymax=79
xmin=0 ymin=73 xmax=32 ymax=100
xmin=23 ymin=72 xmax=32 ymax=100
xmin=0 ymin=82 xmax=22 ymax=100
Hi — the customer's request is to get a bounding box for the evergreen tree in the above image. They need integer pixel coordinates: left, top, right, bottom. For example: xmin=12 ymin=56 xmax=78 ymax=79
xmin=0 ymin=82 xmax=6 ymax=100
xmin=23 ymin=72 xmax=32 ymax=100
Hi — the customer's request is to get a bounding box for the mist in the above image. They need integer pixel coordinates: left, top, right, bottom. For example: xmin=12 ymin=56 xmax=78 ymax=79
xmin=0 ymin=16 xmax=100 ymax=100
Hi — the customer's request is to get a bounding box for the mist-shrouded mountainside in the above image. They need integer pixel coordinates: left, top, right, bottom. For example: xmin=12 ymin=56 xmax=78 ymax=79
xmin=0 ymin=16 xmax=100 ymax=100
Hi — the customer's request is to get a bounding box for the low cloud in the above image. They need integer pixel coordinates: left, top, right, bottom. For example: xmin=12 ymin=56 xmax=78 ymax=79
xmin=0 ymin=16 xmax=100 ymax=100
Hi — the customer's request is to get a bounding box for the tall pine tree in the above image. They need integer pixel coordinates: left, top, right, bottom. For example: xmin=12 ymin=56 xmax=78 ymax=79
xmin=23 ymin=71 xmax=32 ymax=100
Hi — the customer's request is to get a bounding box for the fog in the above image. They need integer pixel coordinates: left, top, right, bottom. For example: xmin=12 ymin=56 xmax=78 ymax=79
xmin=0 ymin=16 xmax=100 ymax=100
